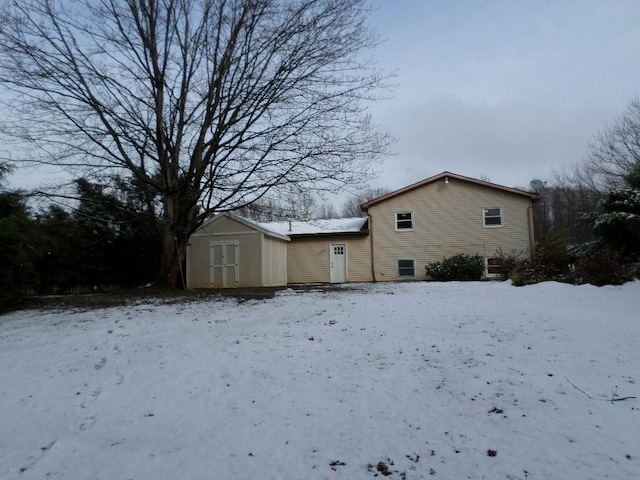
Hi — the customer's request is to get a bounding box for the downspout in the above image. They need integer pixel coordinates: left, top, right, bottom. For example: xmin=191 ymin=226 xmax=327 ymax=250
xmin=527 ymin=204 xmax=535 ymax=260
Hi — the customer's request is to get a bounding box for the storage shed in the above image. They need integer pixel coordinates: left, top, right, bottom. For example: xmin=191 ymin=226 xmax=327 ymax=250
xmin=186 ymin=213 xmax=289 ymax=288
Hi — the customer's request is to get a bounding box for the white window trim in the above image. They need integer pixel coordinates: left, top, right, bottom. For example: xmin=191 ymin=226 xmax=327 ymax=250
xmin=482 ymin=206 xmax=503 ymax=228
xmin=397 ymin=258 xmax=416 ymax=279
xmin=395 ymin=211 xmax=414 ymax=231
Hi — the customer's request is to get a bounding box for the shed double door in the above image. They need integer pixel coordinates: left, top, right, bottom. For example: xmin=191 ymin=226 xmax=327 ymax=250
xmin=210 ymin=241 xmax=239 ymax=288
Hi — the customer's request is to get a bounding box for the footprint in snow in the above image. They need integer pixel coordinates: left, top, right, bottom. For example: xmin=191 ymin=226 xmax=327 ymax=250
xmin=17 ymin=440 xmax=56 ymax=474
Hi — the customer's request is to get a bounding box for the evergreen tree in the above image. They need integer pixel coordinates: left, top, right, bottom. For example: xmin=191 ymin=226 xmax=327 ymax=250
xmin=589 ymin=168 xmax=640 ymax=258
xmin=0 ymin=164 xmax=37 ymax=308
xmin=34 ymin=177 xmax=159 ymax=291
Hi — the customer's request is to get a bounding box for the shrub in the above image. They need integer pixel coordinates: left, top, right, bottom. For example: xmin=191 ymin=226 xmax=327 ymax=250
xmin=426 ymin=253 xmax=485 ymax=281
xmin=505 ymin=233 xmax=639 ymax=287
xmin=507 ymin=230 xmax=577 ymax=286
xmin=573 ymin=243 xmax=636 ymax=286
xmin=489 ymin=249 xmax=523 ymax=280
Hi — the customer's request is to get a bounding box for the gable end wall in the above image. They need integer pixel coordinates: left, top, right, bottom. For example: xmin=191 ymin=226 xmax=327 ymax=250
xmin=368 ymin=179 xmax=532 ymax=281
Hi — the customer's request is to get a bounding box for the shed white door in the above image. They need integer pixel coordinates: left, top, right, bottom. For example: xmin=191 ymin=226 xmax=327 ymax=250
xmin=210 ymin=241 xmax=239 ymax=288
xmin=330 ymin=243 xmax=347 ymax=283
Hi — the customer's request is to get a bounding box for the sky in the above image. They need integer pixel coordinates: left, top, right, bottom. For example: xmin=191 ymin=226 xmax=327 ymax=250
xmin=364 ymin=0 xmax=640 ymax=191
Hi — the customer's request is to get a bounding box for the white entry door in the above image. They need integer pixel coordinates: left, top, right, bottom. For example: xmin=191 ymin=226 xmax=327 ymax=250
xmin=210 ymin=241 xmax=239 ymax=288
xmin=330 ymin=243 xmax=347 ymax=283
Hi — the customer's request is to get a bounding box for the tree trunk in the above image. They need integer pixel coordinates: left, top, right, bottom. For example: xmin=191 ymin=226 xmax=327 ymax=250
xmin=158 ymin=229 xmax=184 ymax=289
xmin=157 ymin=193 xmax=198 ymax=289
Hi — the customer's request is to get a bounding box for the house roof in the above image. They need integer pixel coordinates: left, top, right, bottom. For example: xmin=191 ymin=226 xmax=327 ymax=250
xmin=256 ymin=217 xmax=369 ymax=237
xmin=361 ymin=171 xmax=540 ymax=211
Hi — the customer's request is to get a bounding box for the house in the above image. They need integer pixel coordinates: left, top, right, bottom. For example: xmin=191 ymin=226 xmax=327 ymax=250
xmin=185 ymin=171 xmax=538 ymax=288
xmin=361 ymin=171 xmax=538 ymax=281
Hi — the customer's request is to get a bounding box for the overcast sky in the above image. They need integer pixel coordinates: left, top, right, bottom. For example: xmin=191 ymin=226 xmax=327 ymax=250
xmin=364 ymin=0 xmax=640 ymax=191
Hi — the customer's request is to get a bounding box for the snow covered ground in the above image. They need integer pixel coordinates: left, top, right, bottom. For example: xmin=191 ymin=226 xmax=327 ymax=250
xmin=1 ymin=280 xmax=638 ymax=479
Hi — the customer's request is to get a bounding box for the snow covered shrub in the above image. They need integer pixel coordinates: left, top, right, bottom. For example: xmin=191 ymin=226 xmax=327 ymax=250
xmin=425 ymin=253 xmax=485 ymax=281
xmin=587 ymin=188 xmax=640 ymax=259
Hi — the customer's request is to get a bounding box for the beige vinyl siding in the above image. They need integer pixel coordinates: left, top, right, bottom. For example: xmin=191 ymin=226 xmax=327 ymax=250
xmin=287 ymin=235 xmax=372 ymax=284
xmin=369 ymin=178 xmax=532 ymax=281
xmin=262 ymin=235 xmax=288 ymax=286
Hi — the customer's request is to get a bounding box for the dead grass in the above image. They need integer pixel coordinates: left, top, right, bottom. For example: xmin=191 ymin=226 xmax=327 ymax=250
xmin=14 ymin=283 xmax=364 ymax=313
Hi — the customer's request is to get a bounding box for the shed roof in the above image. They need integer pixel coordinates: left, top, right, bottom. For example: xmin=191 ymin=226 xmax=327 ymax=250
xmin=361 ymin=171 xmax=539 ymax=211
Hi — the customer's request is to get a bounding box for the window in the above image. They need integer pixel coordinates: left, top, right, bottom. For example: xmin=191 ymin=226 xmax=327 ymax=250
xmin=483 ymin=207 xmax=502 ymax=227
xmin=395 ymin=212 xmax=413 ymax=230
xmin=397 ymin=259 xmax=416 ymax=278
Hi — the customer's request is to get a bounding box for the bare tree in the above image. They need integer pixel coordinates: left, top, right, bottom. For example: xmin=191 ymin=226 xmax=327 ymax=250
xmin=531 ymin=183 xmax=601 ymax=244
xmin=542 ymin=100 xmax=640 ymax=242
xmin=233 ymin=197 xmax=287 ymax=222
xmin=578 ymin=99 xmax=640 ymax=190
xmin=341 ymin=185 xmax=390 ymax=217
xmin=316 ymin=201 xmax=338 ymax=219
xmin=0 ymin=0 xmax=390 ymax=287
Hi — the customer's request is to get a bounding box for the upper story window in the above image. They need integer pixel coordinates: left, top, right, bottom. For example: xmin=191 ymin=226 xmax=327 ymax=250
xmin=483 ymin=207 xmax=502 ymax=227
xmin=395 ymin=212 xmax=413 ymax=230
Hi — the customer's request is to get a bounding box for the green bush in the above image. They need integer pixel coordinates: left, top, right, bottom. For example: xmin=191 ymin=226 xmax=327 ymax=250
xmin=426 ymin=253 xmax=485 ymax=281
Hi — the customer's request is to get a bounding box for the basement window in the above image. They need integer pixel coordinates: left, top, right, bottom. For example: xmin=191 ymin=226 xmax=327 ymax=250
xmin=397 ymin=259 xmax=416 ymax=278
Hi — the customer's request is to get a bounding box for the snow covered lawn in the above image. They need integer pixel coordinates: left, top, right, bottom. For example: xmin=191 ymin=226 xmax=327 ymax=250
xmin=1 ymin=281 xmax=639 ymax=479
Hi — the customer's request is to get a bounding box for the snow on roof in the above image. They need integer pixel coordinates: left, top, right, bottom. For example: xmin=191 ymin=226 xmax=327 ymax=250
xmin=255 ymin=217 xmax=368 ymax=237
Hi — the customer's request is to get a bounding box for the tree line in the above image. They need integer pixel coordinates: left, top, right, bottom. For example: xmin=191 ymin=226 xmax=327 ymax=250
xmin=1 ymin=172 xmax=158 ymax=307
